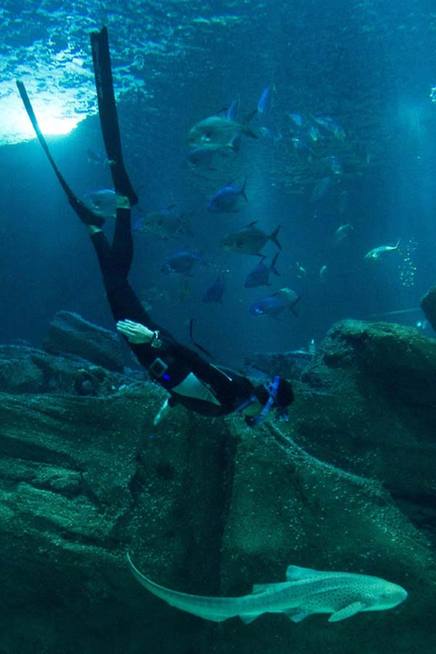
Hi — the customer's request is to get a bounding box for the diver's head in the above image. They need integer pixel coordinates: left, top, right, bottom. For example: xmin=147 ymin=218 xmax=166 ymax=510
xmin=241 ymin=376 xmax=294 ymax=427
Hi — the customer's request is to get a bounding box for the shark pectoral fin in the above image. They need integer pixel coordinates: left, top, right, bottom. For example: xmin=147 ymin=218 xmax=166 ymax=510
xmin=240 ymin=613 xmax=262 ymax=624
xmin=284 ymin=609 xmax=311 ymax=623
xmin=328 ymin=601 xmax=365 ymax=623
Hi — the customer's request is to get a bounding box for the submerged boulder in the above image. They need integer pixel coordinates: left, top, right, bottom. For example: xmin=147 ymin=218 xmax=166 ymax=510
xmin=44 ymin=310 xmax=126 ymax=371
xmin=0 ymin=320 xmax=435 ymax=654
xmin=421 ymin=286 xmax=436 ymax=332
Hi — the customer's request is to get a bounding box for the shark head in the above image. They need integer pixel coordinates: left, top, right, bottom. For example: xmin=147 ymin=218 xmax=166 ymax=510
xmin=370 ymin=580 xmax=408 ymax=611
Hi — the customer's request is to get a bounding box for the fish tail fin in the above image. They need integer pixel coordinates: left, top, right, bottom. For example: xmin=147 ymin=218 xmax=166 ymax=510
xmin=242 ymin=110 xmax=259 ymax=138
xmin=291 ymin=295 xmax=301 ymax=317
xmin=271 ymin=251 xmax=280 ymax=275
xmin=269 ymin=225 xmax=282 ymax=250
xmin=394 ymin=239 xmax=401 ymax=249
xmin=241 ymin=178 xmax=248 ymax=202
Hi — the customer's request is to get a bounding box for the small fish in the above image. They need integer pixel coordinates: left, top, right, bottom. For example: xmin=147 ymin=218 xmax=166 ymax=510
xmin=365 ymin=241 xmax=400 ymax=261
xmin=161 ymin=249 xmax=202 ymax=275
xmin=207 ymin=180 xmax=248 ymax=213
xmin=311 ymin=177 xmax=333 ymax=203
xmin=244 ymin=252 xmax=280 ymax=288
xmin=84 ymin=188 xmax=116 ymax=218
xmin=325 ymin=155 xmax=343 ymax=176
xmin=202 ymin=274 xmax=225 ymax=303
xmin=320 ymin=265 xmax=328 ymax=282
xmin=222 ymin=221 xmax=281 ymax=256
xmin=188 ymin=113 xmax=257 ymax=151
xmin=257 ymin=85 xmax=274 ymax=115
xmin=308 ymin=124 xmax=321 ymax=142
xmin=136 ymin=206 xmax=192 ymax=240
xmin=288 ymin=112 xmax=304 ymax=128
xmin=86 ymin=148 xmax=114 ymax=167
xmin=127 ymin=557 xmax=407 ymax=624
xmin=313 ymin=115 xmax=346 ymax=140
xmin=295 ymin=261 xmax=307 ymax=278
xmin=249 ymin=287 xmax=300 ymax=318
xmin=334 ymin=223 xmax=354 ymax=243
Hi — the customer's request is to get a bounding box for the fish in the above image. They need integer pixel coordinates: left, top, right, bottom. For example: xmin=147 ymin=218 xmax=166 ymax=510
xmin=86 ymin=148 xmax=114 ymax=167
xmin=288 ymin=112 xmax=304 ymax=128
xmin=161 ymin=249 xmax=202 ymax=275
xmin=244 ymin=252 xmax=280 ymax=288
xmin=257 ymin=85 xmax=274 ymax=115
xmin=186 ymin=144 xmax=234 ymax=170
xmin=136 ymin=206 xmax=192 ymax=240
xmin=313 ymin=115 xmax=346 ymax=140
xmin=310 ymin=176 xmax=333 ymax=203
xmin=319 ymin=265 xmax=328 ymax=282
xmin=295 ymin=261 xmax=307 ymax=278
xmin=364 ymin=241 xmax=400 ymax=261
xmin=84 ymin=188 xmax=117 ymax=218
xmin=207 ymin=180 xmax=248 ymax=213
xmin=127 ymin=557 xmax=407 ymax=624
xmin=334 ymin=224 xmax=354 ymax=243
xmin=188 ymin=113 xmax=258 ymax=151
xmin=249 ymin=287 xmax=299 ymax=318
xmin=202 ymin=274 xmax=225 ymax=303
xmin=222 ymin=221 xmax=281 ymax=256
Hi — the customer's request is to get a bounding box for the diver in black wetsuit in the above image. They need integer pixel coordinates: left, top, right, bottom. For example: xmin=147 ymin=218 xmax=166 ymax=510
xmin=16 ymin=27 xmax=294 ymax=426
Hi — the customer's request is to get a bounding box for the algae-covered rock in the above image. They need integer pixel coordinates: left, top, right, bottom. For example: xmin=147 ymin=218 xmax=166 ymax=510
xmin=421 ymin=286 xmax=436 ymax=331
xmin=44 ymin=310 xmax=126 ymax=371
xmin=0 ymin=325 xmax=435 ymax=654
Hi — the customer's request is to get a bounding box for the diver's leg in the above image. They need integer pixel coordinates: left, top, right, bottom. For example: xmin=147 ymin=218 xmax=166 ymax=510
xmin=89 ymin=227 xmax=148 ymax=324
xmin=111 ymin=204 xmax=134 ymax=278
xmin=90 ymin=27 xmax=138 ymax=205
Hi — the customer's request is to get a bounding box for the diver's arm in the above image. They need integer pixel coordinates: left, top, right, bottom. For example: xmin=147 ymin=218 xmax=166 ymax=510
xmin=116 ymin=319 xmax=160 ymax=345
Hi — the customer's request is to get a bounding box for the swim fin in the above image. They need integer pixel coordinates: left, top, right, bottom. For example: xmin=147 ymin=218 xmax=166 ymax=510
xmin=90 ymin=27 xmax=138 ymax=206
xmin=15 ymin=80 xmax=105 ymax=227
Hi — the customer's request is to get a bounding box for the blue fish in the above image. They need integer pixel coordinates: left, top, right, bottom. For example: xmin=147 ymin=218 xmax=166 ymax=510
xmin=249 ymin=287 xmax=300 ymax=318
xmin=226 ymin=98 xmax=240 ymax=121
xmin=202 ymin=274 xmax=225 ymax=303
xmin=161 ymin=250 xmax=202 ymax=275
xmin=257 ymin=85 xmax=274 ymax=115
xmin=288 ymin=112 xmax=304 ymax=128
xmin=207 ymin=180 xmax=248 ymax=213
xmin=244 ymin=252 xmax=280 ymax=288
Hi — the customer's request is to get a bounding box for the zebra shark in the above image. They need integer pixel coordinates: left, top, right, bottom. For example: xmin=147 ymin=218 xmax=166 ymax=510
xmin=127 ymin=555 xmax=407 ymax=624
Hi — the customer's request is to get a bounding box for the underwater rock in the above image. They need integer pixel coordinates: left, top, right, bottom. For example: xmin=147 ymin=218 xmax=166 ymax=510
xmin=421 ymin=286 xmax=436 ymax=331
xmin=0 ymin=343 xmax=129 ymax=396
xmin=244 ymin=349 xmax=312 ymax=380
xmin=44 ymin=310 xmax=126 ymax=372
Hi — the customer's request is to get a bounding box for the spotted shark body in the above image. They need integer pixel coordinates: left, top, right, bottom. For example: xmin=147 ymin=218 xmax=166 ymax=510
xmin=127 ymin=556 xmax=407 ymax=624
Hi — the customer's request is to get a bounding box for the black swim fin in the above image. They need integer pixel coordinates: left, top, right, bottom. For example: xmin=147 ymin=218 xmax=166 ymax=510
xmin=16 ymin=80 xmax=105 ymax=227
xmin=90 ymin=27 xmax=138 ymax=206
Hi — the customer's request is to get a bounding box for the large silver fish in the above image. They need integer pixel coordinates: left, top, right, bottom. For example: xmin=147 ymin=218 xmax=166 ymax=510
xmin=222 ymin=221 xmax=281 ymax=255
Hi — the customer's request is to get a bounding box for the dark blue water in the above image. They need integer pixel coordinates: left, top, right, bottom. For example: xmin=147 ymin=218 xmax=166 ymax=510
xmin=1 ymin=0 xmax=436 ymax=365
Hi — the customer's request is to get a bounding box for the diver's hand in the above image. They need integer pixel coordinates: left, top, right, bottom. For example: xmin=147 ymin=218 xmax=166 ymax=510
xmin=116 ymin=320 xmax=154 ymax=344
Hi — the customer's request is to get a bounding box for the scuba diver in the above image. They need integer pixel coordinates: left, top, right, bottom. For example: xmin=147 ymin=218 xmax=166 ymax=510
xmin=16 ymin=27 xmax=294 ymax=427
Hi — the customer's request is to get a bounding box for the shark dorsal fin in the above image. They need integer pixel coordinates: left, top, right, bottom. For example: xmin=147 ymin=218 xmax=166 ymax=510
xmin=285 ymin=565 xmax=324 ymax=581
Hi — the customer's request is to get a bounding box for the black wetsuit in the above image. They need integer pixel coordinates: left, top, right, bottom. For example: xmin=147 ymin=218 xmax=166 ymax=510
xmin=91 ymin=205 xmax=256 ymax=416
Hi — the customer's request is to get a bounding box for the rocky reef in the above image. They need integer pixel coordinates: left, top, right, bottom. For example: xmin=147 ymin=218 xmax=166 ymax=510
xmin=0 ymin=316 xmax=435 ymax=654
